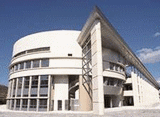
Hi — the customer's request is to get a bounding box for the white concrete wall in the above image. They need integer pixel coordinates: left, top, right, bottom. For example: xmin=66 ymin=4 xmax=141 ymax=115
xmin=131 ymin=71 xmax=159 ymax=106
xmin=54 ymin=75 xmax=68 ymax=111
xmin=12 ymin=30 xmax=81 ymax=58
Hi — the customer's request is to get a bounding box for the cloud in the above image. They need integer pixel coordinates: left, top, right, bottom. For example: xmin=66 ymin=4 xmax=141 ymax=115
xmin=137 ymin=46 xmax=160 ymax=63
xmin=154 ymin=32 xmax=160 ymax=37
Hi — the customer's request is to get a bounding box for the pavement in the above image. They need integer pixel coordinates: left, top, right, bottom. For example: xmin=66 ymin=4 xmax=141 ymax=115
xmin=0 ymin=104 xmax=160 ymax=117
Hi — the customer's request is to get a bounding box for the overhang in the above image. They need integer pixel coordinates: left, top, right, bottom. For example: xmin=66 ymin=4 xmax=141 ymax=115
xmin=77 ymin=6 xmax=160 ymax=89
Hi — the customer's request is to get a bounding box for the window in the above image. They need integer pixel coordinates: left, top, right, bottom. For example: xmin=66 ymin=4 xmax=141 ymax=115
xmin=32 ymin=76 xmax=38 ymax=88
xmin=13 ymin=79 xmax=17 ymax=89
xmin=68 ymin=53 xmax=72 ymax=56
xmin=40 ymin=75 xmax=48 ymax=88
xmin=25 ymin=61 xmax=31 ymax=69
xmin=22 ymin=99 xmax=28 ymax=108
xmin=12 ymin=99 xmax=14 ymax=108
xmin=24 ymin=76 xmax=30 ymax=88
xmin=19 ymin=62 xmax=24 ymax=70
xmin=33 ymin=60 xmax=40 ymax=68
xmin=110 ymin=63 xmax=114 ymax=70
xmin=117 ymin=80 xmax=123 ymax=87
xmin=16 ymin=99 xmax=20 ymax=108
xmin=14 ymin=64 xmax=19 ymax=71
xmin=109 ymin=79 xmax=114 ymax=86
xmin=18 ymin=77 xmax=22 ymax=89
xmin=27 ymin=47 xmax=50 ymax=53
xmin=39 ymin=99 xmax=47 ymax=108
xmin=41 ymin=59 xmax=49 ymax=67
xmin=58 ymin=100 xmax=62 ymax=110
xmin=30 ymin=99 xmax=37 ymax=108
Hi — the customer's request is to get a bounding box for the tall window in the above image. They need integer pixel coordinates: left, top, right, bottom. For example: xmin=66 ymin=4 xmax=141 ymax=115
xmin=16 ymin=99 xmax=20 ymax=108
xmin=33 ymin=60 xmax=40 ymax=68
xmin=58 ymin=100 xmax=62 ymax=110
xmin=40 ymin=75 xmax=48 ymax=88
xmin=18 ymin=77 xmax=22 ymax=89
xmin=32 ymin=76 xmax=38 ymax=88
xmin=24 ymin=76 xmax=30 ymax=88
xmin=41 ymin=59 xmax=49 ymax=67
xmin=30 ymin=99 xmax=37 ymax=108
xmin=22 ymin=99 xmax=28 ymax=108
xmin=25 ymin=61 xmax=31 ymax=69
xmin=19 ymin=62 xmax=24 ymax=70
xmin=14 ymin=64 xmax=18 ymax=71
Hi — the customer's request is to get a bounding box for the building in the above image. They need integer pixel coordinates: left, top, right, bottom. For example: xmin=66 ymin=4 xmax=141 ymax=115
xmin=7 ymin=7 xmax=159 ymax=115
xmin=0 ymin=84 xmax=8 ymax=104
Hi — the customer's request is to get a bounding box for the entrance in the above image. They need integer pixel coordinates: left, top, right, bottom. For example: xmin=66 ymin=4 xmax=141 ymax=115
xmin=104 ymin=96 xmax=112 ymax=108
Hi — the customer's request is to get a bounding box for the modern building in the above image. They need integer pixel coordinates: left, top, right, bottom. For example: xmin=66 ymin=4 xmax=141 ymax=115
xmin=7 ymin=7 xmax=159 ymax=115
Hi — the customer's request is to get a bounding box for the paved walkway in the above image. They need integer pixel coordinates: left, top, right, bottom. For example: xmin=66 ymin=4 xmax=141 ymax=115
xmin=0 ymin=104 xmax=160 ymax=117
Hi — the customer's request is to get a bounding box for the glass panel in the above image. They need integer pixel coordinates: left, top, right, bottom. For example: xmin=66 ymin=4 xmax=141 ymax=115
xmin=26 ymin=61 xmax=31 ymax=69
xmin=32 ymin=76 xmax=38 ymax=88
xmin=39 ymin=99 xmax=47 ymax=108
xmin=40 ymin=75 xmax=48 ymax=88
xmin=33 ymin=60 xmax=40 ymax=68
xmin=24 ymin=76 xmax=30 ymax=88
xmin=30 ymin=99 xmax=37 ymax=108
xmin=41 ymin=59 xmax=49 ymax=67
xmin=19 ymin=62 xmax=24 ymax=70
xmin=58 ymin=100 xmax=62 ymax=110
xmin=16 ymin=99 xmax=20 ymax=108
xmin=18 ymin=77 xmax=22 ymax=89
xmin=22 ymin=99 xmax=28 ymax=108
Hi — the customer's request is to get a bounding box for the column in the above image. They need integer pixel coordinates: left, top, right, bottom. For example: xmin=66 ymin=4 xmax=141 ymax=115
xmin=20 ymin=77 xmax=24 ymax=110
xmin=28 ymin=76 xmax=32 ymax=111
xmin=79 ymin=75 xmax=92 ymax=111
xmin=15 ymin=78 xmax=19 ymax=97
xmin=37 ymin=75 xmax=41 ymax=111
xmin=91 ymin=20 xmax=104 ymax=115
xmin=47 ymin=75 xmax=51 ymax=111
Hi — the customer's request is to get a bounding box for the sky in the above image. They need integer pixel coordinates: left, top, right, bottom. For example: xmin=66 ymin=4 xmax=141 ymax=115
xmin=0 ymin=0 xmax=160 ymax=86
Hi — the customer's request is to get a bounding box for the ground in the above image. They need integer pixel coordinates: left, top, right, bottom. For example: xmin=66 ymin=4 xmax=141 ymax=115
xmin=0 ymin=105 xmax=160 ymax=117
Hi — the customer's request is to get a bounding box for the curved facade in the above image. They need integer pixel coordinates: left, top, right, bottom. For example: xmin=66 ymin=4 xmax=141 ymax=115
xmin=7 ymin=30 xmax=82 ymax=111
xmin=7 ymin=7 xmax=159 ymax=115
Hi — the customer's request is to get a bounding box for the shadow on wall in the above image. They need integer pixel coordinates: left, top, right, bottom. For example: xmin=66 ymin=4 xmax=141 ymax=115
xmin=0 ymin=85 xmax=8 ymax=104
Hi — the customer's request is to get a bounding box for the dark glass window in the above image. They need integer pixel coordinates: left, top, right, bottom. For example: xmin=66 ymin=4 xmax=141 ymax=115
xmin=15 ymin=64 xmax=19 ymax=71
xmin=22 ymin=99 xmax=28 ymax=108
xmin=16 ymin=99 xmax=20 ymax=108
xmin=39 ymin=99 xmax=47 ymax=108
xmin=26 ymin=61 xmax=31 ymax=69
xmin=40 ymin=75 xmax=48 ymax=88
xmin=19 ymin=62 xmax=24 ymax=70
xmin=110 ymin=63 xmax=114 ymax=70
xmin=18 ymin=77 xmax=22 ymax=89
xmin=24 ymin=76 xmax=30 ymax=88
xmin=32 ymin=76 xmax=38 ymax=88
xmin=58 ymin=100 xmax=62 ymax=110
xmin=41 ymin=59 xmax=49 ymax=67
xmin=30 ymin=99 xmax=37 ymax=108
xmin=33 ymin=60 xmax=40 ymax=68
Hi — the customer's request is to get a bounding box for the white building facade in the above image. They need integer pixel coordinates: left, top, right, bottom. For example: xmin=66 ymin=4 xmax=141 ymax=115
xmin=7 ymin=7 xmax=159 ymax=115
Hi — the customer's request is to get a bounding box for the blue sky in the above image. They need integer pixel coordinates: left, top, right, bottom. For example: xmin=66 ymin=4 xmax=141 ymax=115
xmin=0 ymin=0 xmax=160 ymax=85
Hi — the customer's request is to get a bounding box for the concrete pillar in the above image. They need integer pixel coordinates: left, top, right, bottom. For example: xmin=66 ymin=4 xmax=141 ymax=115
xmin=79 ymin=75 xmax=92 ymax=111
xmin=28 ymin=76 xmax=32 ymax=97
xmin=37 ymin=99 xmax=39 ymax=111
xmin=91 ymin=20 xmax=104 ymax=115
xmin=131 ymin=71 xmax=139 ymax=106
xmin=15 ymin=78 xmax=19 ymax=97
xmin=27 ymin=99 xmax=30 ymax=111
xmin=47 ymin=75 xmax=51 ymax=111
